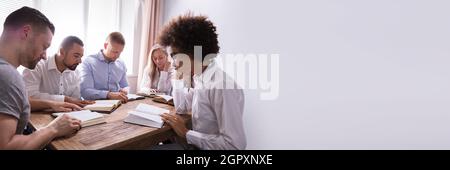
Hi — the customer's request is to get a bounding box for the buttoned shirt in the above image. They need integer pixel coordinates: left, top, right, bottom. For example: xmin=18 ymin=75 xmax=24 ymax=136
xmin=78 ymin=50 xmax=128 ymax=100
xmin=175 ymin=60 xmax=247 ymax=150
xmin=23 ymin=55 xmax=81 ymax=101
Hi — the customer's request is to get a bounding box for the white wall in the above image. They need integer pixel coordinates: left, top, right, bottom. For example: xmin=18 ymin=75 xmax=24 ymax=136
xmin=163 ymin=0 xmax=450 ymax=149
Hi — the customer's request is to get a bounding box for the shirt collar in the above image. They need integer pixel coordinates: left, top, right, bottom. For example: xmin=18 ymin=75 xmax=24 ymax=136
xmin=47 ymin=55 xmax=58 ymax=71
xmin=96 ymin=50 xmax=114 ymax=63
xmin=47 ymin=55 xmax=73 ymax=73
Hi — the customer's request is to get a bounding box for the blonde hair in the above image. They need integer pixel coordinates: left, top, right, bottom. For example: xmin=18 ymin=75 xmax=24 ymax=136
xmin=145 ymin=44 xmax=169 ymax=88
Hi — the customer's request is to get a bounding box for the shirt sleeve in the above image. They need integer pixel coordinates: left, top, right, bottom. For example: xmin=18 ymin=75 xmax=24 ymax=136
xmin=138 ymin=67 xmax=151 ymax=94
xmin=0 ymin=72 xmax=27 ymax=120
xmin=157 ymin=67 xmax=174 ymax=95
xmin=23 ymin=65 xmax=64 ymax=102
xmin=118 ymin=63 xmax=129 ymax=89
xmin=79 ymin=61 xmax=108 ymax=100
xmin=186 ymin=88 xmax=247 ymax=150
xmin=174 ymin=87 xmax=193 ymax=115
xmin=69 ymin=72 xmax=82 ymax=100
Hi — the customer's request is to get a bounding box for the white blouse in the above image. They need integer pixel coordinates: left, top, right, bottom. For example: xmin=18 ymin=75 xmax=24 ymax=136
xmin=138 ymin=66 xmax=175 ymax=95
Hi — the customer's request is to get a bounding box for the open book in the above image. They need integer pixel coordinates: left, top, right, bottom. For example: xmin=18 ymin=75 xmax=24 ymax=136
xmin=84 ymin=100 xmax=121 ymax=113
xmin=136 ymin=91 xmax=165 ymax=98
xmin=127 ymin=94 xmax=145 ymax=101
xmin=123 ymin=103 xmax=170 ymax=128
xmin=52 ymin=110 xmax=106 ymax=127
xmin=152 ymin=95 xmax=174 ymax=106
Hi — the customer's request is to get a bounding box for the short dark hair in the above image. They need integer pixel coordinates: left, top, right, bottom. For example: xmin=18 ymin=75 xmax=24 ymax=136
xmin=3 ymin=6 xmax=55 ymax=34
xmin=106 ymin=32 xmax=125 ymax=45
xmin=158 ymin=13 xmax=219 ymax=60
xmin=60 ymin=36 xmax=83 ymax=51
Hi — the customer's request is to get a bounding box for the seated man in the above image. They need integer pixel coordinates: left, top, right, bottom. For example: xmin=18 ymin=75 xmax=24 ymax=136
xmin=0 ymin=7 xmax=81 ymax=149
xmin=78 ymin=32 xmax=129 ymax=103
xmin=23 ymin=36 xmax=94 ymax=107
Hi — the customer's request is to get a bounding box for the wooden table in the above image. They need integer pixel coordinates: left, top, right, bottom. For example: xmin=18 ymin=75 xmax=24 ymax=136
xmin=29 ymin=98 xmax=190 ymax=150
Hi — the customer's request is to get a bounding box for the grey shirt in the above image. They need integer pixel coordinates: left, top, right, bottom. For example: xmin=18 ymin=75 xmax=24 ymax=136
xmin=0 ymin=58 xmax=30 ymax=134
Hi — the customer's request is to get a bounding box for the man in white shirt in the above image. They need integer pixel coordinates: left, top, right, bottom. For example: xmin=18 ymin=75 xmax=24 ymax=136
xmin=23 ymin=36 xmax=94 ymax=107
xmin=158 ymin=14 xmax=246 ymax=150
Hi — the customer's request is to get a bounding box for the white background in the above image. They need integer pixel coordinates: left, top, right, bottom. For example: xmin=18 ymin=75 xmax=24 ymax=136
xmin=163 ymin=0 xmax=450 ymax=149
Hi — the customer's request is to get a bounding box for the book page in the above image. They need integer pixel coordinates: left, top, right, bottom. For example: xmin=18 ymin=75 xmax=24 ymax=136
xmin=137 ymin=91 xmax=165 ymax=97
xmin=128 ymin=110 xmax=163 ymax=123
xmin=53 ymin=110 xmax=104 ymax=122
xmin=53 ymin=110 xmax=91 ymax=117
xmin=92 ymin=100 xmax=121 ymax=105
xmin=127 ymin=94 xmax=144 ymax=100
xmin=84 ymin=100 xmax=120 ymax=109
xmin=156 ymin=95 xmax=173 ymax=102
xmin=135 ymin=103 xmax=170 ymax=115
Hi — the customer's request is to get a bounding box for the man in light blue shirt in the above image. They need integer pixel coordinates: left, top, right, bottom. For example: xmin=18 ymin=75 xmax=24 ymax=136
xmin=78 ymin=32 xmax=129 ymax=102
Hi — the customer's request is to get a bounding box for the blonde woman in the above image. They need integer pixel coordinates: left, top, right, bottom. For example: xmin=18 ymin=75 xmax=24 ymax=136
xmin=138 ymin=44 xmax=174 ymax=95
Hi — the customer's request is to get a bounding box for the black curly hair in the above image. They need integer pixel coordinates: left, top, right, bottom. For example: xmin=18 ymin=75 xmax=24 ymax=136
xmin=158 ymin=13 xmax=219 ymax=61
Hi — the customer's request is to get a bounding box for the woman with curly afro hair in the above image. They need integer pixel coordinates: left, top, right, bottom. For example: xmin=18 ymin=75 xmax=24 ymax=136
xmin=157 ymin=13 xmax=246 ymax=150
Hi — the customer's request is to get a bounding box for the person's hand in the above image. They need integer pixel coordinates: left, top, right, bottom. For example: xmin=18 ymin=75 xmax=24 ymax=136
xmin=107 ymin=92 xmax=128 ymax=103
xmin=65 ymin=96 xmax=95 ymax=107
xmin=79 ymin=100 xmax=96 ymax=106
xmin=161 ymin=113 xmax=188 ymax=139
xmin=163 ymin=60 xmax=171 ymax=72
xmin=49 ymin=101 xmax=82 ymax=112
xmin=174 ymin=60 xmax=183 ymax=70
xmin=46 ymin=113 xmax=81 ymax=138
xmin=119 ymin=88 xmax=128 ymax=95
xmin=149 ymin=89 xmax=160 ymax=93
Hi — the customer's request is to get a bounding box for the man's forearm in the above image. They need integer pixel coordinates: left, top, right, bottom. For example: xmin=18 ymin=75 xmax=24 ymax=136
xmin=29 ymin=98 xmax=52 ymax=112
xmin=4 ymin=126 xmax=57 ymax=150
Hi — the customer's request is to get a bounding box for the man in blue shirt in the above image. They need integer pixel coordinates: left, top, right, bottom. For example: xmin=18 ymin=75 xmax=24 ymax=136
xmin=78 ymin=32 xmax=129 ymax=103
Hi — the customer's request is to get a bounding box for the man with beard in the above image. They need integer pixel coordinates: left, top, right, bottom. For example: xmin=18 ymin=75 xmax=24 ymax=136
xmin=23 ymin=36 xmax=94 ymax=107
xmin=0 ymin=7 xmax=82 ymax=149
